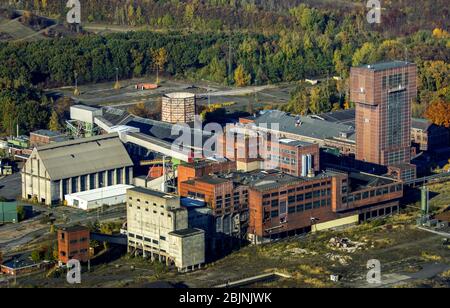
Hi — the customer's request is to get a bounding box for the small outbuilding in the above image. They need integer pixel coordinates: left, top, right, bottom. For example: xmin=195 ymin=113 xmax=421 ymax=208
xmin=65 ymin=184 xmax=134 ymax=210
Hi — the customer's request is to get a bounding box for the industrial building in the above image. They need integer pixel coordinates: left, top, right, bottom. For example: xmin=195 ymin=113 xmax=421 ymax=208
xmin=0 ymin=201 xmax=18 ymax=224
xmin=178 ymin=162 xmax=403 ymax=244
xmin=57 ymin=225 xmax=90 ymax=264
xmin=221 ymin=122 xmax=320 ymax=177
xmin=162 ymin=92 xmax=196 ymax=124
xmin=22 ymin=133 xmax=134 ymax=205
xmin=127 ymin=187 xmax=205 ymax=272
xmin=29 ymin=130 xmax=69 ymax=147
xmin=351 ymin=61 xmax=417 ymax=180
xmin=240 ymin=109 xmax=356 ymax=149
xmin=65 ymin=184 xmax=134 ymax=210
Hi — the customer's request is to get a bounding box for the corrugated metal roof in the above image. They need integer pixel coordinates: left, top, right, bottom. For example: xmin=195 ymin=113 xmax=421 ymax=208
xmin=254 ymin=110 xmax=355 ymax=141
xmin=36 ymin=134 xmax=133 ymax=180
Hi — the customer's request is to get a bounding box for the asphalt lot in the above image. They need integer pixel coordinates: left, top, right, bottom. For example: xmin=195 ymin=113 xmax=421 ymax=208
xmin=47 ymin=77 xmax=294 ymax=112
xmin=0 ymin=173 xmax=21 ymax=200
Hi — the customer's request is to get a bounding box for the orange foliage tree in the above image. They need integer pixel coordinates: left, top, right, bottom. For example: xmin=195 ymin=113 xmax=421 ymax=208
xmin=424 ymin=100 xmax=450 ymax=128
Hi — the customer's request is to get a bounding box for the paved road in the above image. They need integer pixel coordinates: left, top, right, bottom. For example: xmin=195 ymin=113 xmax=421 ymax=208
xmin=0 ymin=205 xmax=126 ymax=252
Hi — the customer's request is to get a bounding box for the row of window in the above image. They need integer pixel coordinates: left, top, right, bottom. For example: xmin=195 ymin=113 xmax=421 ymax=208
xmin=66 ymin=249 xmax=88 ymax=256
xmin=382 ymin=73 xmax=409 ymax=89
xmin=128 ymin=233 xmax=166 ymax=244
xmin=342 ymin=184 xmax=402 ymax=204
xmin=60 ymin=168 xmax=131 ymax=196
xmin=67 ymin=237 xmax=88 ymax=244
xmin=267 ymin=199 xmax=332 ymax=218
xmin=128 ymin=197 xmax=165 ymax=208
xmin=128 ymin=203 xmax=173 ymax=218
xmin=262 ymin=182 xmax=331 ymax=199
xmin=263 ymin=189 xmax=331 ymax=206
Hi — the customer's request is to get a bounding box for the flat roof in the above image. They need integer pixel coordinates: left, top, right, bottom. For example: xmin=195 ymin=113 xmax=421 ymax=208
xmin=279 ymin=138 xmax=312 ymax=147
xmin=358 ymin=61 xmax=414 ymax=71
xmin=196 ymin=176 xmax=230 ymax=185
xmin=59 ymin=225 xmax=89 ymax=232
xmin=31 ymin=130 xmax=65 ymax=137
xmin=164 ymin=92 xmax=196 ymax=99
xmin=252 ymin=110 xmax=356 ymax=141
xmin=128 ymin=187 xmax=178 ymax=199
xmin=71 ymin=104 xmax=100 ymax=112
xmin=169 ymin=228 xmax=204 ymax=238
xmin=65 ymin=184 xmax=134 ymax=202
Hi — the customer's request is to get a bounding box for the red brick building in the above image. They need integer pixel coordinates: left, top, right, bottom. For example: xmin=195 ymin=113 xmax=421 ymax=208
xmin=220 ymin=123 xmax=320 ymax=177
xmin=57 ymin=225 xmax=90 ymax=264
xmin=30 ymin=130 xmax=68 ymax=148
xmin=351 ymin=61 xmax=417 ymax=180
xmin=179 ymin=168 xmax=403 ymax=244
xmin=177 ymin=160 xmax=237 ymax=192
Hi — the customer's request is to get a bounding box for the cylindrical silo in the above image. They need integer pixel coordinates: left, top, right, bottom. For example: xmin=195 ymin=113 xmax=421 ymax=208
xmin=162 ymin=92 xmax=196 ymax=124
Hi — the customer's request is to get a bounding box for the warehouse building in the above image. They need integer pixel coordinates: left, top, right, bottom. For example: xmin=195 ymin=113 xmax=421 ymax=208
xmin=65 ymin=184 xmax=134 ymax=210
xmin=127 ymin=187 xmax=205 ymax=272
xmin=22 ymin=134 xmax=134 ymax=206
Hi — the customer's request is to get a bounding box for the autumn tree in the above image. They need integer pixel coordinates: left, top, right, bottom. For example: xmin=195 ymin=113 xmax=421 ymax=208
xmin=234 ymin=64 xmax=251 ymax=87
xmin=424 ymin=100 xmax=450 ymax=128
xmin=152 ymin=48 xmax=168 ymax=85
xmin=49 ymin=110 xmax=61 ymax=132
xmin=128 ymin=102 xmax=152 ymax=118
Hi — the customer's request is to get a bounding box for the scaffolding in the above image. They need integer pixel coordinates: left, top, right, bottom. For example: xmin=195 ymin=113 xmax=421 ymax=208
xmin=66 ymin=120 xmax=99 ymax=138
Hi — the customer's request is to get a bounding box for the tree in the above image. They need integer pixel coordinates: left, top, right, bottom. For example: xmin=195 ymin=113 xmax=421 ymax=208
xmin=17 ymin=206 xmax=26 ymax=221
xmin=31 ymin=250 xmax=42 ymax=262
xmin=234 ymin=64 xmax=251 ymax=87
xmin=424 ymin=100 xmax=450 ymax=128
xmin=128 ymin=102 xmax=151 ymax=118
xmin=352 ymin=42 xmax=378 ymax=66
xmin=49 ymin=110 xmax=61 ymax=132
xmin=152 ymin=48 xmax=168 ymax=85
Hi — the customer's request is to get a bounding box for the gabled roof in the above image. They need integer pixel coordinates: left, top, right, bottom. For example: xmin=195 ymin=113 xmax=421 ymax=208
xmin=35 ymin=134 xmax=133 ymax=180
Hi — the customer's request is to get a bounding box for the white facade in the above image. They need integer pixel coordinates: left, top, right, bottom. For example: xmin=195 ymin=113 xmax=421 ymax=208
xmin=127 ymin=187 xmax=205 ymax=272
xmin=70 ymin=105 xmax=103 ymax=124
xmin=65 ymin=184 xmax=134 ymax=210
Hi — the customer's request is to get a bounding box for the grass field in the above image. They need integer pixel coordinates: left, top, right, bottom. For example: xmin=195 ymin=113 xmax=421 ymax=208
xmin=8 ymin=209 xmax=449 ymax=288
xmin=0 ymin=17 xmax=46 ymax=42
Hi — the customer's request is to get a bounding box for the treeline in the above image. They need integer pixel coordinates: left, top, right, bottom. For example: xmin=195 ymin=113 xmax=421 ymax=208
xmin=0 ymin=2 xmax=449 ymax=135
xmin=9 ymin=0 xmax=449 ymax=35
xmin=0 ymin=27 xmax=449 ymax=134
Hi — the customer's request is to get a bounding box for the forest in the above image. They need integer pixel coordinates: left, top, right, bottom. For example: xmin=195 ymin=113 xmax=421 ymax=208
xmin=7 ymin=0 xmax=449 ymax=36
xmin=0 ymin=1 xmax=449 ymax=135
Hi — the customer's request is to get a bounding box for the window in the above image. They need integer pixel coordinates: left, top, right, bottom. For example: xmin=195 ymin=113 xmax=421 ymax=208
xmin=271 ymin=210 xmax=279 ymax=218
